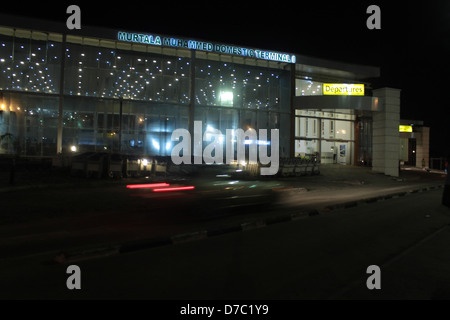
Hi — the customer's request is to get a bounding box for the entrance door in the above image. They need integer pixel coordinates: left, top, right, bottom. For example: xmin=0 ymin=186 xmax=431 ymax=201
xmin=338 ymin=143 xmax=347 ymax=164
xmin=408 ymin=138 xmax=416 ymax=166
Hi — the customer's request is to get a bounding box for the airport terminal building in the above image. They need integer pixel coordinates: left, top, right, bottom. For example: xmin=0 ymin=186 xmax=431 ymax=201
xmin=0 ymin=15 xmax=402 ymax=176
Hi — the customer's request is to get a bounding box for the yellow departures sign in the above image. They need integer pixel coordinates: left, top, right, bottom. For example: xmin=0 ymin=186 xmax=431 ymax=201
xmin=323 ymin=83 xmax=365 ymax=96
xmin=399 ymin=125 xmax=413 ymax=132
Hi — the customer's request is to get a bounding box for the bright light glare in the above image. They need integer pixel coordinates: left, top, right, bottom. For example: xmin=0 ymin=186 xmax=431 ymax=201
xmin=70 ymin=145 xmax=77 ymax=152
xmin=219 ymin=91 xmax=233 ymax=106
xmin=153 ymin=186 xmax=195 ymax=192
xmin=152 ymin=139 xmax=160 ymax=150
xmin=257 ymin=140 xmax=270 ymax=145
xmin=126 ymin=183 xmax=170 ymax=189
xmin=142 ymin=159 xmax=148 ymax=166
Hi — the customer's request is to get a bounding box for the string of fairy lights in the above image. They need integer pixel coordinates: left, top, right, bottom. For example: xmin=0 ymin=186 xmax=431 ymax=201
xmin=0 ymin=36 xmax=287 ymax=110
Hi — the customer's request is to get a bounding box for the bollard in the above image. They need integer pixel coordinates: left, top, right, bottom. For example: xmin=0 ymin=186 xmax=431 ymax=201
xmin=443 ymin=173 xmax=450 ymax=207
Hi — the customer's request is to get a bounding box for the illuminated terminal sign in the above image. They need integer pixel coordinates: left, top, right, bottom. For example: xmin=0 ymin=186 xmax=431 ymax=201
xmin=117 ymin=31 xmax=296 ymax=64
xmin=323 ymin=83 xmax=365 ymax=96
xmin=399 ymin=125 xmax=413 ymax=132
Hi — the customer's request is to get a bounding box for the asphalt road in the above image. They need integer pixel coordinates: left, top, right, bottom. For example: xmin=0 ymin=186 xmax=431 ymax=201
xmin=1 ymin=188 xmax=449 ymax=300
xmin=0 ymin=169 xmax=443 ymax=261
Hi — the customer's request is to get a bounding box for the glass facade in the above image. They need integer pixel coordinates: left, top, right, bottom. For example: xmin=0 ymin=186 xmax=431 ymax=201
xmin=0 ymin=27 xmax=290 ymax=157
xmin=0 ymin=33 xmax=61 ymax=94
xmin=0 ymin=24 xmax=375 ymax=166
xmin=64 ymin=43 xmax=192 ymax=103
xmin=196 ymin=58 xmax=289 ymax=110
xmin=294 ymin=78 xmax=358 ymax=165
xmin=293 ymin=76 xmax=374 ymax=165
xmin=194 ymin=58 xmax=290 ymax=157
xmin=295 ymin=79 xmax=323 ymax=96
xmin=294 ymin=110 xmax=356 ymax=165
xmin=357 ymin=117 xmax=372 ymax=166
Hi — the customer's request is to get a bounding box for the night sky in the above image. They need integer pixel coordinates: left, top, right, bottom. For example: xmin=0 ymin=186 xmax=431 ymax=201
xmin=1 ymin=1 xmax=449 ymax=157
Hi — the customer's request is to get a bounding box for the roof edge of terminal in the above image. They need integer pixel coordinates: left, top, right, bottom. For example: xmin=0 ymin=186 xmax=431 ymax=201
xmin=0 ymin=13 xmax=380 ymax=81
xmin=295 ymin=54 xmax=380 ymax=81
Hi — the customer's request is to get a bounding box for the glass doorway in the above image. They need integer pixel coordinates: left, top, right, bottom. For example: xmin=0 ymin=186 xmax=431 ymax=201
xmin=294 ymin=109 xmax=355 ymax=165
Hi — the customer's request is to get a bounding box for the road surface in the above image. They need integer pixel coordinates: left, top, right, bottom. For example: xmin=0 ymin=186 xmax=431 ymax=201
xmin=0 ymin=188 xmax=449 ymax=301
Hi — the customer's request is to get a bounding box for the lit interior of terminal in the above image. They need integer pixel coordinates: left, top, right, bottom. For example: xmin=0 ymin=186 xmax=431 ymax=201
xmin=0 ymin=16 xmax=408 ymax=176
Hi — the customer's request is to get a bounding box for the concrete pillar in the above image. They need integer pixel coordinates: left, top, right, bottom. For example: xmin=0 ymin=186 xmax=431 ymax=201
xmin=415 ymin=126 xmax=430 ymax=169
xmin=372 ymin=88 xmax=401 ymax=177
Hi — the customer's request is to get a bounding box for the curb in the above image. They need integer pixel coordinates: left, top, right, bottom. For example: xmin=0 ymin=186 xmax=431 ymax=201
xmin=323 ymin=184 xmax=444 ymax=211
xmin=51 ymin=184 xmax=444 ymax=264
xmin=52 ymin=209 xmax=318 ymax=264
xmin=0 ymin=180 xmax=131 ymax=193
xmin=0 ymin=185 xmax=45 ymax=193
